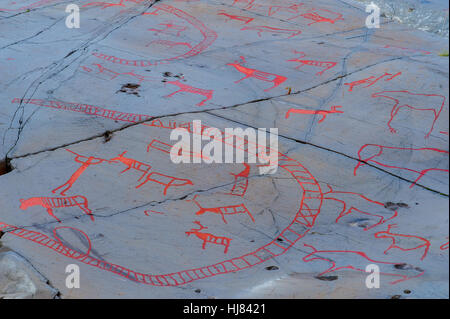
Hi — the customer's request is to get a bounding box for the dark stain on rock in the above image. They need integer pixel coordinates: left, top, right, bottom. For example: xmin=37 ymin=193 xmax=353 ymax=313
xmin=0 ymin=158 xmax=13 ymax=176
xmin=315 ymin=275 xmax=338 ymax=281
xmin=117 ymin=83 xmax=140 ymax=96
xmin=384 ymin=202 xmax=409 ymax=210
xmin=404 ymin=289 xmax=411 ymax=294
xmin=103 ymin=130 xmax=113 ymax=143
xmin=194 ymin=289 xmax=201 ymax=293
xmin=265 ymin=266 xmax=279 ymax=271
xmin=391 ymin=295 xmax=401 ymax=299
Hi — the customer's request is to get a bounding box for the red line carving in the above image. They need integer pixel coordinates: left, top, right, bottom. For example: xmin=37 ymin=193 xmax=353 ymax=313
xmin=371 ymin=90 xmax=446 ymax=138
xmin=354 ymin=144 xmax=449 ymax=188
xmin=226 ymin=163 xmax=250 ymax=197
xmin=0 ymin=120 xmax=325 ymax=286
xmin=0 ymin=0 xmax=57 ymax=11
xmin=110 ymin=151 xmax=194 ymax=194
xmin=266 ymin=4 xmax=304 ymax=17
xmin=189 ymin=195 xmax=255 ymax=224
xmin=19 ymin=196 xmax=94 ymax=223
xmin=241 ymin=26 xmax=302 ymax=39
xmin=383 ymin=45 xmax=431 ymax=55
xmin=287 ymin=51 xmax=337 ymax=76
xmin=186 ymin=221 xmax=232 ymax=254
xmin=217 ymin=11 xmax=254 ymax=24
xmin=111 ymin=151 xmax=152 ymax=181
xmin=227 ymin=56 xmax=287 ymax=92
xmin=144 ymin=210 xmax=164 ymax=216
xmin=94 ymin=4 xmax=217 ymax=67
xmin=374 ymin=224 xmax=431 ymax=260
xmin=302 ymin=243 xmax=424 ymax=284
xmin=81 ymin=63 xmax=156 ymax=83
xmin=285 ymin=105 xmax=343 ymax=122
xmin=146 ymin=39 xmax=192 ymax=49
xmin=148 ymin=22 xmax=187 ymax=37
xmin=323 ymin=184 xmax=398 ymax=230
xmin=11 ymin=98 xmax=152 ymax=123
xmin=53 ymin=149 xmax=112 ymax=196
xmin=164 ymin=80 xmax=213 ymax=106
xmin=146 ymin=139 xmax=208 ymax=160
xmin=82 ymin=0 xmax=145 ymax=9
xmin=289 ymin=9 xmax=344 ymax=25
xmin=440 ymin=239 xmax=449 ymax=250
xmin=344 ymin=72 xmax=401 ymax=92
xmin=440 ymin=131 xmax=449 ymax=135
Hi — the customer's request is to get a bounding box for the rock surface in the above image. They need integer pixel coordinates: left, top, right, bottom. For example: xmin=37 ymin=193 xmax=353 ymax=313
xmin=0 ymin=0 xmax=448 ymax=298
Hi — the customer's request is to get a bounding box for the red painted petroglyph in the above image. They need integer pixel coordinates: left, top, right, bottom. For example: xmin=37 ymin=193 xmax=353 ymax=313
xmin=81 ymin=63 xmax=156 ymax=83
xmin=289 ymin=9 xmax=344 ymax=25
xmin=11 ymin=98 xmax=152 ymax=123
xmin=227 ymin=56 xmax=287 ymax=92
xmin=189 ymin=195 xmax=255 ymax=224
xmin=148 ymin=23 xmax=188 ymax=37
xmin=144 ymin=210 xmax=164 ymax=216
xmin=186 ymin=221 xmax=232 ymax=254
xmin=287 ymin=51 xmax=337 ymax=76
xmin=19 ymin=196 xmax=94 ymax=223
xmin=285 ymin=105 xmax=343 ymax=122
xmin=1 ymin=118 xmax=328 ymax=286
xmin=374 ymin=224 xmax=431 ymax=260
xmin=383 ymin=45 xmax=431 ymax=55
xmin=146 ymin=139 xmax=208 ymax=160
xmin=82 ymin=0 xmax=145 ymax=9
xmin=354 ymin=144 xmax=449 ymax=188
xmin=146 ymin=39 xmax=192 ymax=49
xmin=371 ymin=91 xmax=446 ymax=138
xmin=226 ymin=163 xmax=250 ymax=197
xmin=94 ymin=4 xmax=217 ymax=67
xmin=440 ymin=239 xmax=449 ymax=250
xmin=53 ymin=149 xmax=112 ymax=196
xmin=323 ymin=184 xmax=398 ymax=230
xmin=217 ymin=11 xmax=254 ymax=24
xmin=0 ymin=0 xmax=57 ymax=11
xmin=164 ymin=80 xmax=213 ymax=106
xmin=241 ymin=26 xmax=302 ymax=39
xmin=111 ymin=151 xmax=152 ymax=181
xmin=344 ymin=72 xmax=401 ymax=92
xmin=302 ymin=243 xmax=424 ymax=284
xmin=110 ymin=151 xmax=194 ymax=194
xmin=440 ymin=131 xmax=449 ymax=135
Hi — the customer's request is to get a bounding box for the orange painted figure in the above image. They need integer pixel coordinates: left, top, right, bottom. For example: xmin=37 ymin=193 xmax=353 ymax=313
xmin=189 ymin=195 xmax=255 ymax=224
xmin=285 ymin=105 xmax=343 ymax=122
xmin=302 ymin=243 xmax=424 ymax=284
xmin=344 ymin=72 xmax=401 ymax=92
xmin=289 ymin=9 xmax=343 ymax=25
xmin=287 ymin=51 xmax=337 ymax=76
xmin=354 ymin=144 xmax=449 ymax=188
xmin=374 ymin=224 xmax=431 ymax=260
xmin=164 ymin=80 xmax=213 ymax=106
xmin=371 ymin=90 xmax=446 ymax=138
xmin=52 ymin=149 xmax=111 ymax=196
xmin=19 ymin=196 xmax=94 ymax=223
xmin=322 ymin=184 xmax=398 ymax=230
xmin=227 ymin=56 xmax=287 ymax=92
xmin=217 ymin=11 xmax=254 ymax=24
xmin=148 ymin=23 xmax=187 ymax=37
xmin=186 ymin=221 xmax=232 ymax=253
xmin=241 ymin=26 xmax=302 ymax=39
xmin=226 ymin=163 xmax=250 ymax=197
xmin=111 ymin=151 xmax=152 ymax=181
